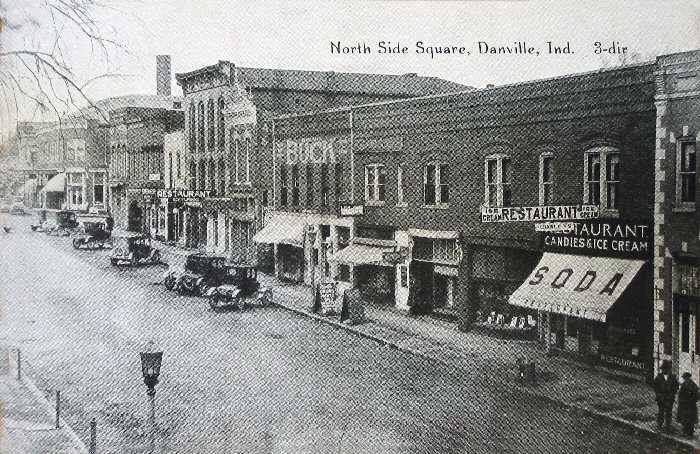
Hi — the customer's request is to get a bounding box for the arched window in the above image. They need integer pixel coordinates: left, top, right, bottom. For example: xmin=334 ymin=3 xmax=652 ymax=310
xmin=197 ymin=102 xmax=205 ymax=153
xmin=217 ymin=98 xmax=225 ymax=151
xmin=188 ymin=104 xmax=196 ymax=151
xmin=207 ymin=99 xmax=215 ymax=151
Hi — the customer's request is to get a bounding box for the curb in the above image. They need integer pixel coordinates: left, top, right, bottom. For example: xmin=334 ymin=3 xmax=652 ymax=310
xmin=272 ymin=300 xmax=697 ymax=451
xmin=20 ymin=374 xmax=89 ymax=454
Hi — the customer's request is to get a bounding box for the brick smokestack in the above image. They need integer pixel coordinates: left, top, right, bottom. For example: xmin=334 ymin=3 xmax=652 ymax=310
xmin=156 ymin=55 xmax=171 ymax=96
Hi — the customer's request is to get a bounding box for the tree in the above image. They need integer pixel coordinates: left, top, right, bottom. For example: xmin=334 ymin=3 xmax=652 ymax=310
xmin=0 ymin=0 xmax=134 ymax=130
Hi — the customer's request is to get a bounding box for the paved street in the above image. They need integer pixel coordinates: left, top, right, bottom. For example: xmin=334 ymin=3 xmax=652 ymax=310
xmin=0 ymin=213 xmax=690 ymax=453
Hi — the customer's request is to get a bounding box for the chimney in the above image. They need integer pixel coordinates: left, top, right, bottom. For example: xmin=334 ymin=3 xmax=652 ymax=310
xmin=156 ymin=55 xmax=171 ymax=96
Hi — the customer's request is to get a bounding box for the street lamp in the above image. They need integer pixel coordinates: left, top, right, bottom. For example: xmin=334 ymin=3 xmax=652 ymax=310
xmin=140 ymin=341 xmax=162 ymax=453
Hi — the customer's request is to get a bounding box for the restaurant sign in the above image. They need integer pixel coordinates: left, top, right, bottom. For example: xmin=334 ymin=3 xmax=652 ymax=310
xmin=154 ymin=189 xmax=216 ymax=200
xmin=540 ymin=219 xmax=652 ymax=259
xmin=481 ymin=205 xmax=599 ymax=223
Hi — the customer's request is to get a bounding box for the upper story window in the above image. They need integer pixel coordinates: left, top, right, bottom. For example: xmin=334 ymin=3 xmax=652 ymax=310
xmin=291 ymin=164 xmax=300 ymax=206
xmin=207 ymin=99 xmax=215 ymax=151
xmin=365 ymin=164 xmax=386 ymax=204
xmin=217 ymin=98 xmax=225 ymax=151
xmin=677 ymin=141 xmax=697 ymax=206
xmin=305 ymin=165 xmax=314 ymax=208
xmin=583 ymin=147 xmax=619 ymax=212
xmin=320 ymin=163 xmax=329 ymax=207
xmin=197 ymin=102 xmax=205 ymax=152
xmin=539 ymin=153 xmax=553 ymax=206
xmin=188 ymin=104 xmax=196 ymax=151
xmin=484 ymin=155 xmax=510 ymax=207
xmin=280 ymin=165 xmax=288 ymax=207
xmin=424 ymin=163 xmax=449 ymax=206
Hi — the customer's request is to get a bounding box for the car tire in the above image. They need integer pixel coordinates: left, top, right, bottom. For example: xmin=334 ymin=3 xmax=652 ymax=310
xmin=164 ymin=277 xmax=175 ymax=291
xmin=130 ymin=256 xmax=138 ymax=267
xmin=87 ymin=239 xmax=96 ymax=250
xmin=151 ymin=250 xmax=161 ymax=264
xmin=110 ymin=259 xmax=118 ymax=266
xmin=72 ymin=239 xmax=81 ymax=249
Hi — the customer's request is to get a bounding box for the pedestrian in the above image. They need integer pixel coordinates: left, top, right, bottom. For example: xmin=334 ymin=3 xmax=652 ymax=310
xmin=653 ymin=360 xmax=679 ymax=433
xmin=677 ymin=372 xmax=699 ymax=438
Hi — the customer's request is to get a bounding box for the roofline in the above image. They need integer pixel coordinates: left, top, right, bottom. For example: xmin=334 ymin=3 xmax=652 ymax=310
xmin=270 ymin=60 xmax=656 ymax=122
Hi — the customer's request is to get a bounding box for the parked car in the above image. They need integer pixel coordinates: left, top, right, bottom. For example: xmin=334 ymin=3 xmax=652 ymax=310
xmin=110 ymin=231 xmax=161 ymax=266
xmin=72 ymin=221 xmax=112 ymax=250
xmin=162 ymin=253 xmax=230 ymax=295
xmin=206 ymin=265 xmax=272 ymax=310
xmin=46 ymin=210 xmax=79 ymax=236
xmin=9 ymin=203 xmax=27 ymax=215
xmin=0 ymin=199 xmax=11 ymax=213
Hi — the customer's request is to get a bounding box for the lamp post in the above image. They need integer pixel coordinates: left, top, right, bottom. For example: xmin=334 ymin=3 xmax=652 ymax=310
xmin=140 ymin=341 xmax=162 ymax=454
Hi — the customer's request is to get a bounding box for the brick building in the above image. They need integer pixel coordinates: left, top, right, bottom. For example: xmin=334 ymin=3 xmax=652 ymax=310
xmin=652 ymin=50 xmax=700 ymax=378
xmin=175 ymin=60 xmax=467 ymax=265
xmin=258 ymin=61 xmax=662 ymax=378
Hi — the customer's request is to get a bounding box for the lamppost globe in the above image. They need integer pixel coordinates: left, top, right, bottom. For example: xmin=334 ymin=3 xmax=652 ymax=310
xmin=139 ymin=342 xmax=162 ymax=396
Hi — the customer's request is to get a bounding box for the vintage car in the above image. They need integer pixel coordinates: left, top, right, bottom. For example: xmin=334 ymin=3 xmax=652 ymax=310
xmin=72 ymin=221 xmax=112 ymax=250
xmin=9 ymin=203 xmax=27 ymax=215
xmin=162 ymin=253 xmax=230 ymax=295
xmin=110 ymin=231 xmax=161 ymax=266
xmin=45 ymin=210 xmax=79 ymax=236
xmin=206 ymin=265 xmax=272 ymax=310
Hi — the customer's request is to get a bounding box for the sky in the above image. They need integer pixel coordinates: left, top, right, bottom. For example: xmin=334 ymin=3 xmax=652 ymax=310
xmin=2 ymin=0 xmax=699 ymax=138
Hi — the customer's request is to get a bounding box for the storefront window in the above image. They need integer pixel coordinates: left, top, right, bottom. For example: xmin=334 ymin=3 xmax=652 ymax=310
xmin=337 ymin=264 xmax=351 ymax=282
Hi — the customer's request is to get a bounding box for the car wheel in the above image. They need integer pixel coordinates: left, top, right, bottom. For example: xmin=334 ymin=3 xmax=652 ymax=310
xmin=72 ymin=239 xmax=81 ymax=249
xmin=87 ymin=239 xmax=96 ymax=250
xmin=164 ymin=277 xmax=175 ymax=291
xmin=130 ymin=256 xmax=138 ymax=267
xmin=151 ymin=250 xmax=161 ymax=264
xmin=110 ymin=259 xmax=118 ymax=266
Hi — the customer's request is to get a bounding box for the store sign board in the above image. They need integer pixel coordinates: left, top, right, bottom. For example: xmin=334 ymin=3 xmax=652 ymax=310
xmin=540 ymin=219 xmax=652 ymax=260
xmin=481 ymin=205 xmax=599 ymax=223
xmin=535 ymin=222 xmax=576 ymax=233
xmin=340 ymin=204 xmax=364 ymax=216
xmin=382 ymin=247 xmax=409 ymax=264
xmin=154 ymin=189 xmax=216 ymax=199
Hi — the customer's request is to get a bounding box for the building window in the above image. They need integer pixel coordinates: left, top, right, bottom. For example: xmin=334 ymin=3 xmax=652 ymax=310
xmin=280 ymin=166 xmax=288 ymax=207
xmin=197 ymin=102 xmax=205 ymax=152
xmin=337 ymin=264 xmax=351 ymax=282
xmin=337 ymin=226 xmax=350 ymax=250
xmin=484 ymin=155 xmax=510 ymax=207
xmin=583 ymin=147 xmax=620 ymax=212
xmin=234 ymin=139 xmax=241 ymax=183
xmin=262 ymin=190 xmax=269 ymax=207
xmin=207 ymin=99 xmax=215 ymax=151
xmin=413 ymin=237 xmax=458 ymax=264
xmin=217 ymin=98 xmax=225 ymax=151
xmin=677 ymin=141 xmax=697 ymax=205
xmin=397 ymin=165 xmax=406 ymax=205
xmin=305 ymin=165 xmax=314 ymax=208
xmin=218 ymin=159 xmax=225 ymax=197
xmin=291 ymin=164 xmax=300 ymax=206
xmin=365 ymin=164 xmax=386 ymax=203
xmin=93 ymin=172 xmax=105 ymax=205
xmin=539 ymin=153 xmax=553 ymax=205
xmin=320 ymin=164 xmax=329 ymax=207
xmin=188 ymin=104 xmax=195 ymax=151
xmin=244 ymin=138 xmax=251 ymax=183
xmin=176 ymin=153 xmax=181 ymax=179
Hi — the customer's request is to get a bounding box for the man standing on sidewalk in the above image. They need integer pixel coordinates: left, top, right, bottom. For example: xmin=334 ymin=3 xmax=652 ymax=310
xmin=677 ymin=372 xmax=699 ymax=438
xmin=654 ymin=360 xmax=679 ymax=433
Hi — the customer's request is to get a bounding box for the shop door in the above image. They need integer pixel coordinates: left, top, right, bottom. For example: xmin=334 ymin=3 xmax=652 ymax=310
xmin=678 ymin=302 xmax=700 ymax=377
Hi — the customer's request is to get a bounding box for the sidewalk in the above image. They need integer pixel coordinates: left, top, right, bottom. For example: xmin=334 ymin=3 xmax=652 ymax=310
xmin=0 ymin=357 xmax=88 ymax=454
xmin=258 ymin=273 xmax=699 ymax=451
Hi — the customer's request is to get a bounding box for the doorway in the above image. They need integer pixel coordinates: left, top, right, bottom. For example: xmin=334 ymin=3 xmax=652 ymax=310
xmin=677 ymin=296 xmax=700 ymax=377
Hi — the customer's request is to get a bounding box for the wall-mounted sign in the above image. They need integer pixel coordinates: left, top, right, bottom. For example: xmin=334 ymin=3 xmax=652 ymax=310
xmin=540 ymin=219 xmax=652 ymax=259
xmin=340 ymin=204 xmax=364 ymax=217
xmin=382 ymin=247 xmax=409 ymax=264
xmin=154 ymin=189 xmax=216 ymax=199
xmin=149 ymin=173 xmax=161 ymax=181
xmin=481 ymin=205 xmax=599 ymax=223
xmin=535 ymin=222 xmax=576 ymax=233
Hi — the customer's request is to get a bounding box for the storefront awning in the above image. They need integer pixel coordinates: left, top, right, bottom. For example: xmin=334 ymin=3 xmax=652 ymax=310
xmin=508 ymin=252 xmax=644 ymax=322
xmin=253 ymin=215 xmax=307 ymax=246
xmin=329 ymin=242 xmax=395 ymax=266
xmin=408 ymin=228 xmax=459 ymax=239
xmin=42 ymin=173 xmax=66 ymax=193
